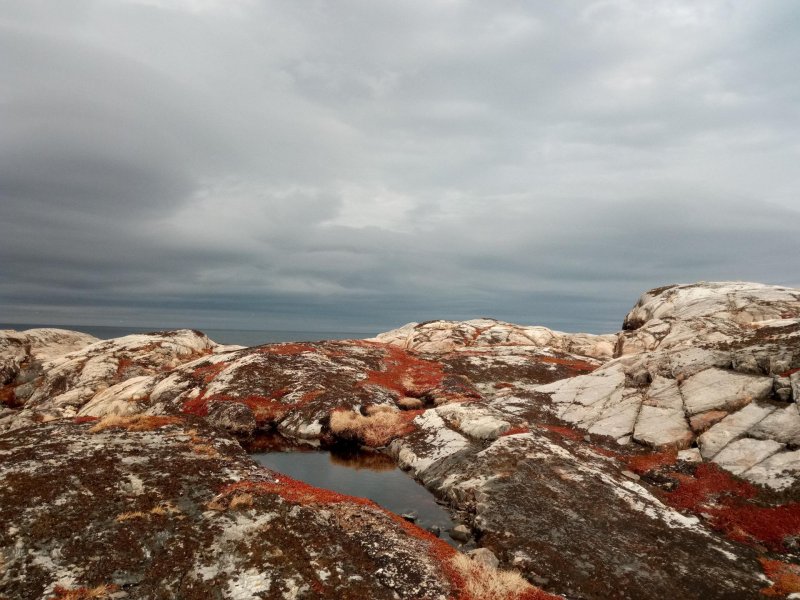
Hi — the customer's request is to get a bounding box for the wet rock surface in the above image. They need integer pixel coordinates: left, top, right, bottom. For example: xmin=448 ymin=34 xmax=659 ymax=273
xmin=1 ymin=281 xmax=799 ymax=599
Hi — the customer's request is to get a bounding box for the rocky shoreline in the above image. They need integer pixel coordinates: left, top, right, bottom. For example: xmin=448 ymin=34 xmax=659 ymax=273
xmin=1 ymin=282 xmax=799 ymax=599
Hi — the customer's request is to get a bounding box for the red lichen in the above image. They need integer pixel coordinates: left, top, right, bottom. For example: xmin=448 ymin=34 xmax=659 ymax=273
xmin=590 ymin=445 xmax=623 ymax=460
xmin=501 ymin=426 xmax=530 ymax=436
xmin=256 ymin=343 xmax=317 ymax=356
xmin=192 ymin=361 xmax=228 ymax=384
xmin=658 ymin=463 xmax=800 ymax=552
xmin=115 ymin=358 xmax=135 ymax=378
xmin=781 ymin=367 xmax=800 ymax=378
xmin=73 ymin=416 xmax=100 ymax=424
xmin=540 ymin=424 xmax=584 ymax=441
xmin=666 ymin=463 xmax=757 ymax=511
xmin=625 ymin=450 xmax=678 ymax=475
xmin=360 ymin=345 xmax=445 ymax=397
xmin=759 ymin=558 xmax=800 ymax=596
xmin=536 ymin=355 xmax=598 ymax=373
xmin=494 ymin=382 xmax=515 ymax=390
xmin=181 ymin=391 xmax=209 ymax=417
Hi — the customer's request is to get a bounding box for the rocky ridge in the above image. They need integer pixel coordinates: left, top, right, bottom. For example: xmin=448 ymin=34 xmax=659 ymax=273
xmin=1 ymin=281 xmax=799 ymax=599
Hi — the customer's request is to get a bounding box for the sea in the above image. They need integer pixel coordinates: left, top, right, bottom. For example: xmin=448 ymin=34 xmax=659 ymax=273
xmin=0 ymin=323 xmax=369 ymax=347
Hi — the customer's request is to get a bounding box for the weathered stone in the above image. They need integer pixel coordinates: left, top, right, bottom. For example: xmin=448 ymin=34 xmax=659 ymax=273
xmin=711 ymin=438 xmax=784 ymax=475
xmin=680 ymin=368 xmax=773 ymax=416
xmin=450 ymin=524 xmax=471 ymax=542
xmin=205 ymin=400 xmax=257 ymax=437
xmin=467 ymin=548 xmax=499 ymax=569
xmin=698 ymin=403 xmax=776 ymax=459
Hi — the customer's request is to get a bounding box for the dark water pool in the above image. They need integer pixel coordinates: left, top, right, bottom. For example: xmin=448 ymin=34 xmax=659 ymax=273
xmin=252 ymin=448 xmax=459 ymax=545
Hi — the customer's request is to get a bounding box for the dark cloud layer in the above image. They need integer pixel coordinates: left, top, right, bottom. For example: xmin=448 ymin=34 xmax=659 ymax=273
xmin=1 ymin=1 xmax=799 ymax=334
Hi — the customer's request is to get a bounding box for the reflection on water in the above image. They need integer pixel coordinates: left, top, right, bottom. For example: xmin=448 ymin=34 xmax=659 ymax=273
xmin=252 ymin=448 xmax=458 ymax=545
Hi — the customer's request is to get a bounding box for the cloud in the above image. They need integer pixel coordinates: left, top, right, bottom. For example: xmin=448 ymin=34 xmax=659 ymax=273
xmin=1 ymin=0 xmax=798 ymax=334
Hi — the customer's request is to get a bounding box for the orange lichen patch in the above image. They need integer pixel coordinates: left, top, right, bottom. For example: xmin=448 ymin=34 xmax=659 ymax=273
xmin=500 ymin=426 xmax=530 ymax=436
xmin=73 ymin=416 xmax=100 ymax=424
xmin=494 ymin=382 xmax=515 ymax=390
xmin=191 ymin=361 xmax=228 ymax=384
xmin=536 ymin=355 xmax=598 ymax=373
xmin=360 ymin=345 xmax=445 ymax=397
xmin=625 ymin=450 xmax=678 ymax=475
xmin=256 ymin=343 xmax=317 ymax=356
xmin=540 ymin=424 xmax=584 ymax=442
xmin=89 ymin=414 xmax=183 ymax=433
xmin=759 ymin=558 xmax=800 ymax=596
xmin=50 ymin=584 xmax=119 ymax=600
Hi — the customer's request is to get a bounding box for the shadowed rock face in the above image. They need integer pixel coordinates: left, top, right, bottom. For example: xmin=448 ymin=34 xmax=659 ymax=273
xmin=1 ymin=282 xmax=799 ymax=599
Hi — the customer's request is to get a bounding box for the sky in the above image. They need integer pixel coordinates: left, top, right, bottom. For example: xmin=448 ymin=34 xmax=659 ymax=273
xmin=1 ymin=0 xmax=799 ymax=335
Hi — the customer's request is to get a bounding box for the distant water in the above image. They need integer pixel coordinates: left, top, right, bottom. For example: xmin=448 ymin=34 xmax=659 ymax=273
xmin=0 ymin=323 xmax=369 ymax=347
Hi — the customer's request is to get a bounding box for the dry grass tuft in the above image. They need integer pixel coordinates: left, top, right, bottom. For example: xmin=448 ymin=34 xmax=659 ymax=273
xmin=364 ymin=404 xmax=397 ymax=415
xmin=229 ymin=493 xmax=254 ymax=509
xmin=329 ymin=408 xmax=413 ymax=447
xmin=450 ymin=554 xmax=538 ymax=599
xmin=89 ymin=414 xmax=182 ymax=433
xmin=397 ymin=396 xmax=424 ymax=410
xmin=50 ymin=584 xmax=118 ymax=600
xmin=115 ymin=502 xmax=180 ymax=522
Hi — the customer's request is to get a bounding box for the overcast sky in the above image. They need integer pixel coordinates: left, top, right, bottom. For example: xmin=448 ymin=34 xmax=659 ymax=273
xmin=1 ymin=0 xmax=799 ymax=335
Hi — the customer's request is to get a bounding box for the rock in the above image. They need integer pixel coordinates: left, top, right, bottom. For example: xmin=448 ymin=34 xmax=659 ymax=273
xmin=711 ymin=438 xmax=784 ymax=475
xmin=450 ymin=524 xmax=471 ymax=542
xmin=621 ymin=470 xmax=640 ymax=480
xmin=371 ymin=318 xmax=616 ymax=360
xmin=680 ymin=368 xmax=773 ymax=415
xmin=677 ymin=448 xmax=703 ymax=463
xmin=698 ymin=403 xmax=776 ymax=460
xmin=1 ymin=330 xmax=218 ymax=430
xmin=427 ymin=525 xmax=441 ymax=537
xmin=205 ymin=400 xmax=257 ymax=437
xmin=0 ymin=419 xmax=494 ymax=600
xmin=401 ymin=511 xmax=417 ymax=523
xmin=467 ymin=548 xmax=499 ymax=569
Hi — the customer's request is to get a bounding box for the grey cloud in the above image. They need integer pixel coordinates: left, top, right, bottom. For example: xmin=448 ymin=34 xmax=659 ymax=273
xmin=1 ymin=0 xmax=799 ymax=335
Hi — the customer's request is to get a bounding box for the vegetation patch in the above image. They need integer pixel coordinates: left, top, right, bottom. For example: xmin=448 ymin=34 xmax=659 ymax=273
xmin=360 ymin=344 xmax=445 ymax=397
xmin=49 ymin=584 xmax=118 ymax=600
xmin=759 ymin=557 xmax=800 ymax=596
xmin=329 ymin=406 xmax=421 ymax=447
xmin=89 ymin=414 xmax=183 ymax=433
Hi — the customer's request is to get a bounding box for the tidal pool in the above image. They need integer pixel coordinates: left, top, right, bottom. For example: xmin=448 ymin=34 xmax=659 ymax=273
xmin=252 ymin=447 xmax=459 ymax=545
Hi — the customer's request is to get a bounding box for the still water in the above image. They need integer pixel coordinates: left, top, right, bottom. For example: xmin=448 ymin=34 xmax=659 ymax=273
xmin=252 ymin=448 xmax=459 ymax=546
